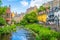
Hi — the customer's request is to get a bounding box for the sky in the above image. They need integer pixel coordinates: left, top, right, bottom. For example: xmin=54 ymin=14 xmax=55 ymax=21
xmin=2 ymin=0 xmax=52 ymax=14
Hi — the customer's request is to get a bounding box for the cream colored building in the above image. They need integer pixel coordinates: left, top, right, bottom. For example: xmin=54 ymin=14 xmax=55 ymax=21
xmin=43 ymin=0 xmax=60 ymax=9
xmin=14 ymin=13 xmax=25 ymax=23
xmin=26 ymin=6 xmax=37 ymax=13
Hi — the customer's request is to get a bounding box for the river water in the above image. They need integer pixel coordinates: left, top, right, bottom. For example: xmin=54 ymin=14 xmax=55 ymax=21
xmin=0 ymin=27 xmax=35 ymax=40
xmin=11 ymin=29 xmax=35 ymax=40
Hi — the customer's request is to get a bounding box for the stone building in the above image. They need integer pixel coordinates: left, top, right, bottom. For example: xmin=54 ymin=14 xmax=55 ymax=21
xmin=5 ymin=6 xmax=12 ymax=24
xmin=13 ymin=12 xmax=25 ymax=23
xmin=26 ymin=6 xmax=37 ymax=13
xmin=42 ymin=0 xmax=60 ymax=24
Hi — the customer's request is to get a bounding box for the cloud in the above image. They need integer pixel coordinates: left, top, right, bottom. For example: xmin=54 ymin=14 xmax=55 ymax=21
xmin=20 ymin=1 xmax=28 ymax=6
xmin=29 ymin=0 xmax=52 ymax=8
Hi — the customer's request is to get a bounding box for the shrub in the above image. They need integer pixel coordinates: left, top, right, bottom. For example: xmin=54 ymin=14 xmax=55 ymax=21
xmin=0 ymin=17 xmax=6 ymax=26
xmin=0 ymin=25 xmax=16 ymax=34
xmin=25 ymin=23 xmax=60 ymax=40
xmin=20 ymin=11 xmax=38 ymax=25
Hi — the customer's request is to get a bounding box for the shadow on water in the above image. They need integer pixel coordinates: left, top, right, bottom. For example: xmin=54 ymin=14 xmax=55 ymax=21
xmin=0 ymin=26 xmax=35 ymax=40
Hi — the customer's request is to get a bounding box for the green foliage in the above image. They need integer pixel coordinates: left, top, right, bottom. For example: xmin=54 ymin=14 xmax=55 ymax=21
xmin=0 ymin=17 xmax=6 ymax=26
xmin=25 ymin=24 xmax=60 ymax=40
xmin=20 ymin=11 xmax=38 ymax=25
xmin=0 ymin=0 xmax=2 ymax=6
xmin=20 ymin=19 xmax=28 ymax=25
xmin=0 ymin=25 xmax=16 ymax=34
xmin=48 ymin=6 xmax=50 ymax=9
xmin=0 ymin=1 xmax=7 ymax=25
xmin=0 ymin=6 xmax=7 ymax=16
xmin=38 ymin=6 xmax=46 ymax=12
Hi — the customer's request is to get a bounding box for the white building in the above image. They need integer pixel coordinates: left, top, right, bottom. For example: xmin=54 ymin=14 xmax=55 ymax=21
xmin=54 ymin=10 xmax=60 ymax=24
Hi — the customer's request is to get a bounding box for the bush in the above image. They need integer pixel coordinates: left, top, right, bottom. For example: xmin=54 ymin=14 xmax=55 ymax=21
xmin=25 ymin=24 xmax=60 ymax=40
xmin=20 ymin=19 xmax=28 ymax=25
xmin=0 ymin=25 xmax=16 ymax=34
xmin=20 ymin=11 xmax=38 ymax=25
xmin=0 ymin=17 xmax=6 ymax=26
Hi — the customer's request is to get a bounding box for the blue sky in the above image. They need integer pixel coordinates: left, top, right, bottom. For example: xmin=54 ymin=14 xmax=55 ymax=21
xmin=2 ymin=0 xmax=52 ymax=14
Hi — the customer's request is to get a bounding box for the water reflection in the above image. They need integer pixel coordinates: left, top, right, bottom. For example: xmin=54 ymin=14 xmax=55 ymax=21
xmin=11 ymin=29 xmax=35 ymax=40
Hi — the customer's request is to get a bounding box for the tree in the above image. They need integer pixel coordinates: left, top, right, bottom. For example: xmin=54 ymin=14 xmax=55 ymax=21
xmin=0 ymin=0 xmax=7 ymax=16
xmin=0 ymin=0 xmax=7 ymax=26
xmin=0 ymin=0 xmax=2 ymax=6
xmin=20 ymin=11 xmax=38 ymax=25
xmin=38 ymin=6 xmax=46 ymax=12
xmin=20 ymin=19 xmax=28 ymax=25
xmin=25 ymin=11 xmax=38 ymax=23
xmin=0 ymin=17 xmax=6 ymax=26
xmin=0 ymin=6 xmax=7 ymax=16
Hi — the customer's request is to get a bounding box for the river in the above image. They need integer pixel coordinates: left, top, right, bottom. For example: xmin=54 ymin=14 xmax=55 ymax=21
xmin=0 ymin=27 xmax=35 ymax=40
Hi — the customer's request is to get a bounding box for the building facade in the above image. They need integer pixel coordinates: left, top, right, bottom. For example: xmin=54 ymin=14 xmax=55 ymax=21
xmin=42 ymin=0 xmax=60 ymax=24
xmin=38 ymin=13 xmax=47 ymax=23
xmin=26 ymin=6 xmax=37 ymax=13
xmin=13 ymin=12 xmax=25 ymax=23
xmin=5 ymin=6 xmax=12 ymax=24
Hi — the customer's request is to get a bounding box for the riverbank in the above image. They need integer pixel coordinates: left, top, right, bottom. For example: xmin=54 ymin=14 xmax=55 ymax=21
xmin=0 ymin=23 xmax=60 ymax=40
xmin=0 ymin=25 xmax=16 ymax=40
xmin=0 ymin=25 xmax=16 ymax=34
xmin=24 ymin=23 xmax=60 ymax=40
